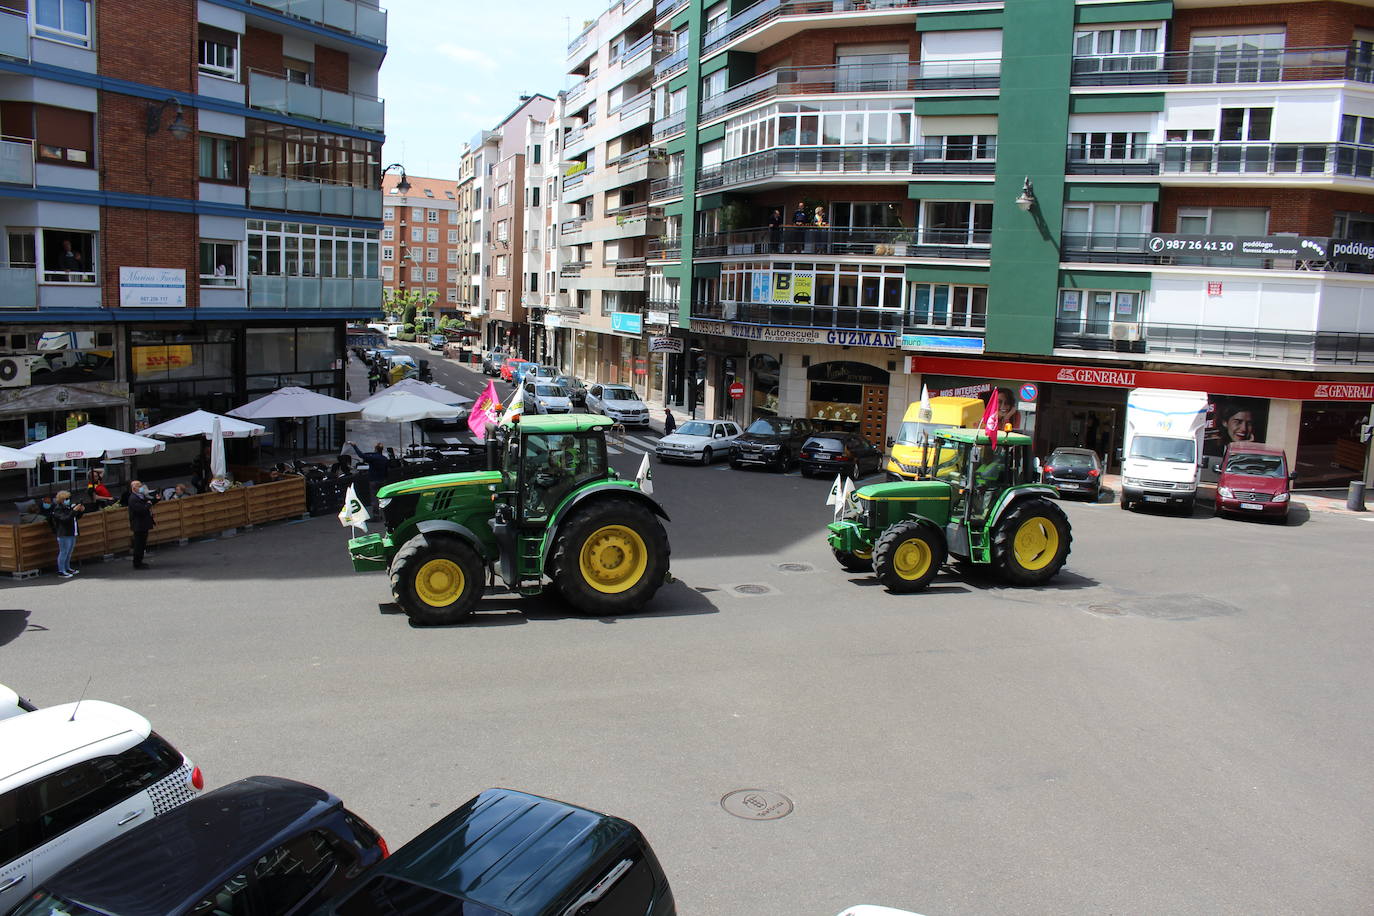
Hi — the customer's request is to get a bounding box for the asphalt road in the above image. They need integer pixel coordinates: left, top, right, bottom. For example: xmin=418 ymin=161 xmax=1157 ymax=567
xmin=4 ymin=353 xmax=1373 ymax=915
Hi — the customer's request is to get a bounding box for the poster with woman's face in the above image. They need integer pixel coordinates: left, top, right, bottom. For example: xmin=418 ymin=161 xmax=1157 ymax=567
xmin=1205 ymin=396 xmax=1269 ymax=457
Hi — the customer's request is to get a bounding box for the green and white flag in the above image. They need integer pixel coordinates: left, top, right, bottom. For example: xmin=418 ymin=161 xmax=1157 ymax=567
xmin=338 ymin=484 xmax=370 ymax=532
xmin=825 ymin=473 xmax=844 ymax=514
xmin=635 ymin=453 xmax=654 ymax=495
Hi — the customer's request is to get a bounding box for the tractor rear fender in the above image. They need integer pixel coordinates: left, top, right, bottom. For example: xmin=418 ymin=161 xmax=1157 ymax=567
xmin=988 ymin=487 xmax=1060 ymax=529
xmin=541 ymin=482 xmax=670 ymax=572
xmin=414 ymin=519 xmax=493 ymax=560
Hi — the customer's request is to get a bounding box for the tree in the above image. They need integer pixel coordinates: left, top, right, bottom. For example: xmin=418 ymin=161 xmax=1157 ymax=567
xmin=383 ymin=289 xmax=438 ymax=327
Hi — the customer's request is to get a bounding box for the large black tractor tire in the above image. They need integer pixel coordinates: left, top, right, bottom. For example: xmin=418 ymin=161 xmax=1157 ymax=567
xmin=872 ymin=520 xmax=946 ymax=593
xmin=550 ymin=498 xmax=670 ymax=615
xmin=390 ymin=534 xmax=485 ymax=625
xmin=831 ymin=544 xmax=873 ymax=572
xmin=992 ymin=498 xmax=1072 ymax=587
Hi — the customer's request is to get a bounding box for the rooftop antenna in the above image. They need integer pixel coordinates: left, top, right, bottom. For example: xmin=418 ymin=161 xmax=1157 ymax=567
xmin=69 ymin=675 xmax=93 ymax=721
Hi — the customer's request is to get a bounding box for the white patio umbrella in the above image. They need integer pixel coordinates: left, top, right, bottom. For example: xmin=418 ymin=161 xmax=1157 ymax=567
xmin=0 ymin=445 xmax=38 ymax=470
xmin=21 ymin=424 xmax=166 ymax=461
xmin=210 ymin=417 xmax=227 ymax=478
xmin=141 ymin=409 xmax=266 ymax=439
xmin=360 ymin=391 xmax=464 ymax=424
xmin=384 ymin=378 xmax=473 ymax=407
xmin=228 ymin=386 xmax=359 ymax=420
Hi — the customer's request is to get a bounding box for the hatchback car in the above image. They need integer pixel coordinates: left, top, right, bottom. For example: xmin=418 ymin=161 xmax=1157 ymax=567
xmin=584 ymin=384 xmax=650 ymax=427
xmin=799 ymin=433 xmax=883 ymax=479
xmin=0 ymin=700 xmax=202 ymax=911
xmin=1213 ymin=442 xmax=1294 ymax=522
xmin=524 ymin=382 xmax=574 ymax=415
xmin=1041 ymin=447 xmax=1103 ymax=501
xmin=500 ymin=358 xmax=531 ymax=384
xmin=655 ymin=419 xmax=742 ymax=464
xmin=730 ymin=416 xmax=815 ymax=472
xmin=0 ymin=683 xmax=36 ymax=722
xmin=482 ymin=350 xmax=508 ymax=376
xmin=10 ymin=776 xmax=387 ymax=916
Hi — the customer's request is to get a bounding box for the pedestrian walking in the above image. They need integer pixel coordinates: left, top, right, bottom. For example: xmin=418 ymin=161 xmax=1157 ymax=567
xmin=663 ymin=408 xmax=677 ymax=436
xmin=367 ymin=365 xmax=380 ymax=395
xmin=128 ymin=480 xmax=156 ymax=569
xmin=50 ymin=490 xmax=84 ymax=578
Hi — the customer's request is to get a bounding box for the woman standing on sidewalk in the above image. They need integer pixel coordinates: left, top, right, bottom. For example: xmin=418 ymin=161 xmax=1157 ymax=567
xmin=50 ymin=490 xmax=84 ymax=578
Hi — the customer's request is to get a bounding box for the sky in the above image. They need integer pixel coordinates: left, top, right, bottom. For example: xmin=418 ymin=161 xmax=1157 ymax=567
xmin=378 ymin=0 xmax=607 ymax=179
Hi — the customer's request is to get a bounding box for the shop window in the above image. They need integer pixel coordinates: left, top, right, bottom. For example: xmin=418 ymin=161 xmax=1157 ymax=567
xmin=35 ymin=105 xmax=93 ymax=167
xmin=198 ymin=25 xmax=239 ymax=80
xmin=198 ymin=135 xmax=239 ymax=183
xmin=199 ymin=240 xmax=238 ymax=287
xmin=40 ymin=229 xmax=95 ymax=283
xmin=32 ymin=0 xmax=91 ymax=48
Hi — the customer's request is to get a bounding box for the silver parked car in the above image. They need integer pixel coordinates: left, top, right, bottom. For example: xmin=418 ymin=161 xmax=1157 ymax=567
xmin=655 ymin=419 xmax=743 ymax=464
xmin=524 ymin=381 xmax=574 ymax=414
xmin=584 ymin=383 xmax=650 ymax=427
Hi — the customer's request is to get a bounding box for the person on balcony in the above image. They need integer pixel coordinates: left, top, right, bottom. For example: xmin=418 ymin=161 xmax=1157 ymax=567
xmin=791 ymin=201 xmax=810 ymax=253
xmin=768 ymin=208 xmax=784 ymax=253
xmin=813 ymin=206 xmax=830 ymax=254
xmin=57 ymin=239 xmax=84 ymax=280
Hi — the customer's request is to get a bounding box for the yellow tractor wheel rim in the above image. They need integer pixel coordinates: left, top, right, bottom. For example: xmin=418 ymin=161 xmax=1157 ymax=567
xmin=853 ymin=546 xmax=872 ymax=560
xmin=415 ymin=558 xmax=465 ymax=607
xmin=892 ymin=538 xmax=932 ymax=580
xmin=579 ymin=524 xmax=648 ymax=594
xmin=1013 ymin=516 xmax=1059 ymax=571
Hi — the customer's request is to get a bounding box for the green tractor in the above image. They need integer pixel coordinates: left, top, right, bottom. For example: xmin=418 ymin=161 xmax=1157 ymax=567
xmin=827 ymin=428 xmax=1071 ymax=592
xmin=347 ymin=414 xmax=671 ymax=624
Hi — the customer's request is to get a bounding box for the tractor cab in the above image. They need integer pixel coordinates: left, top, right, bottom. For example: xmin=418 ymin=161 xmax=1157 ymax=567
xmin=934 ymin=428 xmax=1040 ymax=529
xmin=496 ymin=415 xmax=613 ymax=523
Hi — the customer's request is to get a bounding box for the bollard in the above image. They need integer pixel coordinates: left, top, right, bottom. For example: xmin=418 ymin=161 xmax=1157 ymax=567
xmin=1348 ymin=480 xmax=1367 ymax=512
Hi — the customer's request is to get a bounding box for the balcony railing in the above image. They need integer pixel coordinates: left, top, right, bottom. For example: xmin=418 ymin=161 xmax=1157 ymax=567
xmin=247 ymin=0 xmax=387 ymax=44
xmin=650 ymin=175 xmax=684 ymax=200
xmin=563 ymin=167 xmax=595 ymax=190
xmin=0 ymin=8 xmax=27 ymax=61
xmin=610 ymin=145 xmax=662 ymax=171
xmin=249 ymin=276 xmax=382 ymax=310
xmin=568 ymin=23 xmax=593 ymax=56
xmin=1066 ymin=142 xmax=1374 ymax=180
xmin=648 ymin=238 xmax=681 ymax=259
xmin=247 ymin=70 xmax=384 ymax=133
xmin=655 ymin=44 xmax=689 ymax=80
xmin=1070 ymin=45 xmax=1371 ymax=88
xmin=652 ymin=109 xmax=688 ymax=142
xmin=607 ymin=202 xmax=664 ymax=222
xmin=656 ymin=0 xmax=687 ymax=19
xmin=698 ymin=146 xmax=933 ymax=190
xmin=612 ymin=257 xmax=647 ymax=276
xmin=616 ymin=32 xmax=656 ymax=67
xmin=0 ymin=136 xmax=35 ymax=187
xmin=0 ymin=267 xmax=37 ymax=309
xmin=700 ymin=59 xmax=1000 ymax=121
xmin=695 ymin=226 xmax=989 ymax=260
xmin=615 ymin=89 xmax=654 ymax=120
xmin=1060 ymin=233 xmax=1374 ymax=274
xmin=249 ymin=175 xmax=382 ymax=219
xmin=1055 ymin=319 xmax=1374 ymax=366
xmin=560 ymin=217 xmax=588 ymax=237
xmin=560 ymin=261 xmax=589 ymax=277
xmin=566 ymin=72 xmax=596 ymax=104
xmin=702 ymin=0 xmax=1002 ymax=57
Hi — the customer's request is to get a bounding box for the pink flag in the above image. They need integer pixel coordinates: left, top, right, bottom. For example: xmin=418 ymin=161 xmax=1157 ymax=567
xmin=467 ymin=380 xmax=501 ymax=438
xmin=980 ymin=388 xmax=1000 ymax=449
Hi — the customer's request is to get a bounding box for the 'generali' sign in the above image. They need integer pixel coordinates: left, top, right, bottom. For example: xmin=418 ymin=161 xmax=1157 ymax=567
xmin=1313 ymin=383 xmax=1374 ymax=400
xmin=1056 ymin=367 xmax=1137 ymax=387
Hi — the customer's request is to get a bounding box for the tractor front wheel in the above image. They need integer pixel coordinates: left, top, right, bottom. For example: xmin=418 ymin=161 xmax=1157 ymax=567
xmin=390 ymin=534 xmax=485 ymax=625
xmin=993 ymin=499 xmax=1072 ymax=587
xmin=831 ymin=544 xmax=873 ymax=572
xmin=551 ymin=498 xmax=670 ymax=615
xmin=872 ymin=521 xmax=946 ymax=593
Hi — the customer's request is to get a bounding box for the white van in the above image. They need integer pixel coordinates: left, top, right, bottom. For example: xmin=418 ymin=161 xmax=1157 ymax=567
xmin=0 ymin=701 xmax=202 ymax=909
xmin=1120 ymin=388 xmax=1209 ymax=513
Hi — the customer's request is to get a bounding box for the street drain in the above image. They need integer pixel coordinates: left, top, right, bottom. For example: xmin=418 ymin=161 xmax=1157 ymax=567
xmin=1086 ymin=604 xmax=1126 ymax=617
xmin=776 ymin=562 xmax=813 ymax=573
xmin=721 ymin=789 xmax=793 ymax=820
xmin=733 ymin=584 xmax=773 ymax=596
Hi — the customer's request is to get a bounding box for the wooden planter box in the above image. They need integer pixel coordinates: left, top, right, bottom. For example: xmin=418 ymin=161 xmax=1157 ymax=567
xmin=0 ymin=477 xmax=307 ymax=574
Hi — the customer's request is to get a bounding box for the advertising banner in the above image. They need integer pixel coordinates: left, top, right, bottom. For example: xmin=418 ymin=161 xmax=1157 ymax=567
xmin=770 ymin=272 xmax=814 ymax=304
xmin=649 ymin=336 xmax=683 ymax=353
xmin=131 ymin=345 xmax=194 ymax=376
xmin=119 ymin=267 xmax=186 ymax=307
xmin=1204 ymin=396 xmax=1269 ymax=458
xmin=610 ymin=312 xmax=644 ymax=335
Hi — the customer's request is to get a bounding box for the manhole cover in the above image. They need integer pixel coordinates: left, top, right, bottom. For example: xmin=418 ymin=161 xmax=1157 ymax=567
xmin=721 ymin=789 xmax=793 ymax=820
xmin=734 ymin=584 xmax=771 ymax=595
xmin=1086 ymin=604 xmax=1125 ymax=616
xmin=776 ymin=562 xmax=813 ymax=573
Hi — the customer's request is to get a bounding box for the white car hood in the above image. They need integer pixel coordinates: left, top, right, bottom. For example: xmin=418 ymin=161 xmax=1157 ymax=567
xmin=658 ymin=433 xmax=709 ymax=447
xmin=603 ymin=399 xmax=646 ymax=410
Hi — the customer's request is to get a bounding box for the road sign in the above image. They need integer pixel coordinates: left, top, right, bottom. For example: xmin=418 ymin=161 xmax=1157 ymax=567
xmin=728 ymin=381 xmax=745 ymax=400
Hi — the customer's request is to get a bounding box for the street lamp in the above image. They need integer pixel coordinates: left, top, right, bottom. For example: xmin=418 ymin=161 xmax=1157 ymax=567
xmin=382 ymin=162 xmax=411 ymax=194
xmin=145 ymin=97 xmax=191 ymax=140
xmin=1015 ymin=176 xmax=1037 ymax=212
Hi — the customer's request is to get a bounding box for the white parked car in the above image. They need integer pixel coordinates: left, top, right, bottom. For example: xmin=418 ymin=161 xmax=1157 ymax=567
xmin=0 ymin=700 xmax=203 ymax=909
xmin=584 ymin=384 xmax=650 ymax=427
xmin=0 ymin=683 xmax=36 ymax=721
xmin=655 ymin=419 xmax=743 ymax=464
xmin=524 ymin=381 xmax=574 ymax=415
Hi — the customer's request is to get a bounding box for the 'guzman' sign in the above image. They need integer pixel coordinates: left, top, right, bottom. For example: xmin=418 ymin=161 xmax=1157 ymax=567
xmin=690 ymin=319 xmax=897 ymax=348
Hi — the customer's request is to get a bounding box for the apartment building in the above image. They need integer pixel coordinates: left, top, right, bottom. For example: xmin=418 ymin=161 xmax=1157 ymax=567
xmin=558 ymin=0 xmax=668 ymax=396
xmin=0 ymin=0 xmax=385 ymax=488
xmin=650 ymin=0 xmax=1374 ymax=487
xmin=380 ymin=174 xmax=464 ymax=317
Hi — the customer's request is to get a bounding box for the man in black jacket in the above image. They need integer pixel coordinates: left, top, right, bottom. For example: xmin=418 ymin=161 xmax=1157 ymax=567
xmin=127 ymin=480 xmax=156 ymax=569
xmin=347 ymin=441 xmax=390 ymax=512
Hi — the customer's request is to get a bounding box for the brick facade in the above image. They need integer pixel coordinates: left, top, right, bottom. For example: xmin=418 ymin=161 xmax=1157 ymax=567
xmin=242 ymin=27 xmax=284 ymax=77
xmin=314 ymin=46 xmax=350 ymax=93
xmin=1170 ymin=1 xmax=1374 ymax=51
xmin=99 ymin=208 xmax=200 ymax=309
xmin=97 ymin=93 xmax=195 ymax=198
xmin=96 ymin=0 xmax=194 ymax=90
xmin=757 ymin=25 xmax=920 ymax=71
xmin=1159 ymin=188 xmax=1374 ymax=235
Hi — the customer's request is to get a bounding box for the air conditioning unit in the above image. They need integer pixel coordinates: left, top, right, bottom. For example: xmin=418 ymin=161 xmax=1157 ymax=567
xmin=1110 ymin=322 xmax=1140 ymax=342
xmin=0 ymin=356 xmax=32 ymax=388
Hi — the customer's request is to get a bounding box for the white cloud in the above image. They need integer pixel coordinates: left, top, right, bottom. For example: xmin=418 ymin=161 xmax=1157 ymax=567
xmin=434 ymin=43 xmax=499 ymax=70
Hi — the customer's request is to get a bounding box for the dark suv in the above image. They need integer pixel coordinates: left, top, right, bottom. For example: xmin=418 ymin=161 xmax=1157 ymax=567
xmin=730 ymin=416 xmax=815 ymax=472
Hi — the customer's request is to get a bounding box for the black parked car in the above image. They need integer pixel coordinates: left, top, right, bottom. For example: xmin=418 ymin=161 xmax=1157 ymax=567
xmin=318 ymin=788 xmax=675 ymax=916
xmin=11 ymin=776 xmax=387 ymax=916
xmin=730 ymin=416 xmax=815 ymax=472
xmin=799 ymin=433 xmax=884 ymax=479
xmin=481 ymin=349 xmax=508 ymax=376
xmin=1041 ymin=447 xmax=1103 ymax=501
